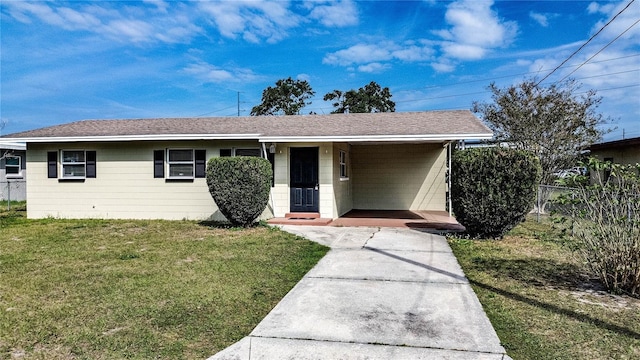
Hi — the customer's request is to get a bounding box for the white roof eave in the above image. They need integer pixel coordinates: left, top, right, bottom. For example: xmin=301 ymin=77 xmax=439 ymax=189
xmin=0 ymin=134 xmax=263 ymax=143
xmin=1 ymin=132 xmax=494 ymax=144
xmin=258 ymin=133 xmax=494 ymax=143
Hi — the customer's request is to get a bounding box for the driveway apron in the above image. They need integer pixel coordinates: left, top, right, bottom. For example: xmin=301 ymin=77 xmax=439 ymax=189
xmin=208 ymin=226 xmax=510 ymax=360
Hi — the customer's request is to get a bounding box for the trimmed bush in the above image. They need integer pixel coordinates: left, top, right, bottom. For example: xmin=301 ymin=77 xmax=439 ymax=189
xmin=206 ymin=156 xmax=273 ymax=227
xmin=452 ymin=147 xmax=541 ymax=239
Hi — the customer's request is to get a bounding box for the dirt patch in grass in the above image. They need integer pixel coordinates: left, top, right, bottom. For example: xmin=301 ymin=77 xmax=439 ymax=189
xmin=0 ymin=217 xmax=328 ymax=359
xmin=449 ymin=217 xmax=640 ymax=360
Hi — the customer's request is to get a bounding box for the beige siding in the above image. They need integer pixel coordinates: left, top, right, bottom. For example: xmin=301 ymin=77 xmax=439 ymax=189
xmin=26 ymin=141 xmax=274 ymax=220
xmin=351 ymin=143 xmax=446 ymax=210
xmin=591 ymin=148 xmax=640 ymax=166
xmin=332 ymin=142 xmax=353 ymax=217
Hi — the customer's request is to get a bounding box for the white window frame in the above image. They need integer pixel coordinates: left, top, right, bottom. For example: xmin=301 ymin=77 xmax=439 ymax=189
xmin=4 ymin=155 xmax=22 ymax=178
xmin=234 ymin=148 xmax=262 ymax=157
xmin=167 ymin=149 xmax=195 ymax=179
xmin=339 ymin=150 xmax=348 ymax=179
xmin=60 ymin=150 xmax=87 ymax=179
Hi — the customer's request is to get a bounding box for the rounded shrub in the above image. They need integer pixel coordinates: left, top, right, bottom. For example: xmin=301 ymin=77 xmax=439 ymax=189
xmin=451 ymin=147 xmax=541 ymax=239
xmin=206 ymin=156 xmax=273 ymax=227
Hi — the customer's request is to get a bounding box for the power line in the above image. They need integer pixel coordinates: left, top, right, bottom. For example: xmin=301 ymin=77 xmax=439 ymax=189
xmin=536 ymin=0 xmax=636 ymax=85
xmin=557 ymin=18 xmax=640 ymax=83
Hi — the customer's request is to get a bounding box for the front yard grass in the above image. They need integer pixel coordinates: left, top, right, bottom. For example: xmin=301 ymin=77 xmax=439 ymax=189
xmin=449 ymin=217 xmax=640 ymax=360
xmin=0 ymin=208 xmax=328 ymax=359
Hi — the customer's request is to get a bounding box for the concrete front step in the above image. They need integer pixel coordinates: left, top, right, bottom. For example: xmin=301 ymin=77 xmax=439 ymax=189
xmin=285 ymin=212 xmax=320 ymax=219
xmin=268 ymin=217 xmax=333 ymax=226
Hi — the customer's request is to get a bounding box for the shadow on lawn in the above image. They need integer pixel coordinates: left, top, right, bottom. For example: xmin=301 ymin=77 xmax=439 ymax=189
xmin=470 ymin=279 xmax=640 ymax=341
xmin=469 ymin=256 xmax=591 ymax=290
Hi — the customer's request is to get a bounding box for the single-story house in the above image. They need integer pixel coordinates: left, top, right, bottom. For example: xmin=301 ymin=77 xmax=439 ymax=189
xmin=0 ymin=141 xmax=27 ymax=201
xmin=589 ymin=136 xmax=640 ymax=182
xmin=589 ymin=136 xmax=640 ymax=166
xmin=0 ymin=111 xmax=492 ymax=221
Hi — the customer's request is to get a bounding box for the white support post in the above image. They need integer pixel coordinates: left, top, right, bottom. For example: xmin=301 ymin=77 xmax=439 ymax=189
xmin=448 ymin=142 xmax=453 ymax=217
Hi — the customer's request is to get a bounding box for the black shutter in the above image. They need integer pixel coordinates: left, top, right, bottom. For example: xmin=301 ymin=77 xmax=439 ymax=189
xmin=47 ymin=151 xmax=57 ymax=178
xmin=195 ymin=150 xmax=206 ymax=178
xmin=86 ymin=151 xmax=96 ymax=178
xmin=220 ymin=149 xmax=232 ymax=157
xmin=154 ymin=150 xmax=164 ymax=178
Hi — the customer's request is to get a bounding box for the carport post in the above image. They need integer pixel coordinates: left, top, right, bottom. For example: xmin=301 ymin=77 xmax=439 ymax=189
xmin=447 ymin=142 xmax=452 ymax=217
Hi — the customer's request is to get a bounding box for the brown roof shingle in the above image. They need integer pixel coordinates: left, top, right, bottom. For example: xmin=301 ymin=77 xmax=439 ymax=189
xmin=1 ymin=110 xmax=492 ymax=140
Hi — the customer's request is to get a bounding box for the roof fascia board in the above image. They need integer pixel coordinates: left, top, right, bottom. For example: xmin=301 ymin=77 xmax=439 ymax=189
xmin=258 ymin=134 xmax=494 ymax=143
xmin=0 ymin=134 xmax=262 ymax=143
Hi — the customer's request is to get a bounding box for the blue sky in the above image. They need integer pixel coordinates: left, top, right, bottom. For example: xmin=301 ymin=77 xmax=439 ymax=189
xmin=1 ymin=0 xmax=638 ymax=141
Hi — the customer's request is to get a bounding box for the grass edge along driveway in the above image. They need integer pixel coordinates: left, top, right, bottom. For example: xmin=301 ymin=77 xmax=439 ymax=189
xmin=0 ymin=214 xmax=329 ymax=359
xmin=449 ymin=217 xmax=640 ymax=360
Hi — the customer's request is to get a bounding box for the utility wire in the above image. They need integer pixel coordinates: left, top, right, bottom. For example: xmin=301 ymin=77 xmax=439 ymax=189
xmin=557 ymin=18 xmax=640 ymax=83
xmin=536 ymin=0 xmax=636 ymax=85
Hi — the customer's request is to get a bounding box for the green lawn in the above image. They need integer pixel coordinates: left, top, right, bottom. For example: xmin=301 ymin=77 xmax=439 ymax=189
xmin=449 ymin=217 xmax=640 ymax=360
xmin=0 ymin=207 xmax=328 ymax=359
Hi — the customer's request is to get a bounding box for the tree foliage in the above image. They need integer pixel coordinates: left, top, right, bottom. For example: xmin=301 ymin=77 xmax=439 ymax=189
xmin=472 ymin=79 xmax=608 ymax=186
xmin=206 ymin=156 xmax=272 ymax=227
xmin=451 ymin=147 xmax=541 ymax=239
xmin=554 ymin=158 xmax=640 ymax=297
xmin=324 ymin=81 xmax=395 ymax=113
xmin=251 ymin=77 xmax=315 ymax=116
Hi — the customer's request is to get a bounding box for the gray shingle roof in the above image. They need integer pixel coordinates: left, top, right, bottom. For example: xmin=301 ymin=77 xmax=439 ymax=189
xmin=1 ymin=110 xmax=492 ymax=141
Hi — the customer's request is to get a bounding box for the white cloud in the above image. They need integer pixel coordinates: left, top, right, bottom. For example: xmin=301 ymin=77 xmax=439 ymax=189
xmin=441 ymin=42 xmax=486 ymax=60
xmin=589 ymin=0 xmax=640 ymax=41
xmin=184 ymin=61 xmax=263 ymax=83
xmin=435 ymin=0 xmax=518 ymax=60
xmin=3 ymin=1 xmax=201 ymax=44
xmin=199 ymin=1 xmax=301 ymax=44
xmin=307 ymin=0 xmax=358 ymax=27
xmin=431 ymin=61 xmax=455 ymax=73
xmin=357 ymin=62 xmax=391 ymax=73
xmin=529 ymin=12 xmax=549 ymax=27
xmin=323 ymin=40 xmax=434 ymax=72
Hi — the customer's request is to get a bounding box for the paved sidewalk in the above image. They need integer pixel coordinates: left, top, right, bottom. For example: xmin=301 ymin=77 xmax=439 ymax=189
xmin=208 ymin=226 xmax=510 ymax=360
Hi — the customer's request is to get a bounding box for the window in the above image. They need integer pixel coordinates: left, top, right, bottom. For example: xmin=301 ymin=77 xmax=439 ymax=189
xmin=60 ymin=150 xmax=96 ymax=179
xmin=235 ymin=148 xmax=262 ymax=157
xmin=220 ymin=148 xmax=262 ymax=157
xmin=167 ymin=149 xmax=194 ymax=178
xmin=5 ymin=155 xmax=21 ymax=176
xmin=339 ymin=150 xmax=348 ymax=178
xmin=159 ymin=149 xmax=206 ymax=179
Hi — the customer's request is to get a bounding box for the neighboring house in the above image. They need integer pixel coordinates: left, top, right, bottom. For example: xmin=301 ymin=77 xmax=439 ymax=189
xmin=589 ymin=136 xmax=640 ymax=166
xmin=0 ymin=141 xmax=27 ymax=201
xmin=0 ymin=111 xmax=492 ymax=220
xmin=589 ymin=136 xmax=640 ymax=182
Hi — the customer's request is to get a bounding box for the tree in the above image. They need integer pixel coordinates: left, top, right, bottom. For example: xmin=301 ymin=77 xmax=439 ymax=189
xmin=324 ymin=81 xmax=395 ymax=113
xmin=472 ymin=79 xmax=608 ymax=188
xmin=250 ymin=77 xmax=315 ymax=115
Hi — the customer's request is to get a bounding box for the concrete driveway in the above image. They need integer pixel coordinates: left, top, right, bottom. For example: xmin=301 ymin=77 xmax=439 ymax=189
xmin=208 ymin=226 xmax=510 ymax=360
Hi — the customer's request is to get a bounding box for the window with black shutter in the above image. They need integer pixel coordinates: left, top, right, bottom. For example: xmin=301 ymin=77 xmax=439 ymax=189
xmin=47 ymin=151 xmax=57 ymax=178
xmin=195 ymin=150 xmax=206 ymax=178
xmin=154 ymin=150 xmax=164 ymax=178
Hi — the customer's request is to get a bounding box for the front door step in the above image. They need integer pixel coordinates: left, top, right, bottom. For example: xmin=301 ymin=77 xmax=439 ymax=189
xmin=285 ymin=212 xmax=320 ymax=219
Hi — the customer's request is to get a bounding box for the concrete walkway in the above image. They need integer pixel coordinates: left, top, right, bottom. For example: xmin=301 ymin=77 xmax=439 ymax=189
xmin=208 ymin=226 xmax=510 ymax=360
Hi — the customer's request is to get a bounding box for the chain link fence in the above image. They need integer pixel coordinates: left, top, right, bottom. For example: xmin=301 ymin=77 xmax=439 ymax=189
xmin=1 ymin=180 xmax=26 ymax=208
xmin=534 ymin=184 xmax=576 ymax=221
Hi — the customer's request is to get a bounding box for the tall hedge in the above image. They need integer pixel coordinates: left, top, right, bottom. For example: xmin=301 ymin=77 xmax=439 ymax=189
xmin=451 ymin=147 xmax=541 ymax=238
xmin=206 ymin=156 xmax=272 ymax=227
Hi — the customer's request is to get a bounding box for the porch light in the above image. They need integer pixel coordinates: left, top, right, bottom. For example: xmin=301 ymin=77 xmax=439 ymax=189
xmin=269 ymin=143 xmax=276 ymax=153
